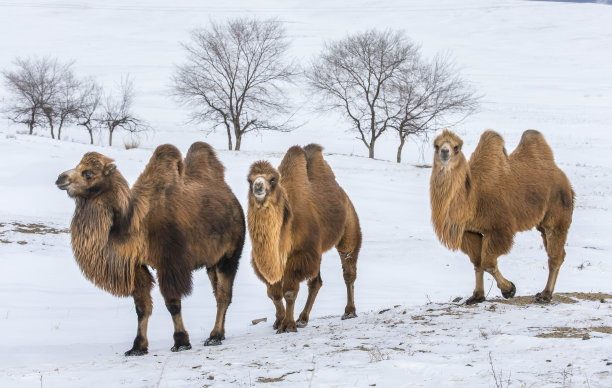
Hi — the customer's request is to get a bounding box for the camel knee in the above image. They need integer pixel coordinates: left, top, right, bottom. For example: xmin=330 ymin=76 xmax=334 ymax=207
xmin=284 ymin=290 xmax=297 ymax=301
xmin=308 ymin=276 xmax=323 ymax=290
xmin=165 ymin=301 xmax=181 ymax=316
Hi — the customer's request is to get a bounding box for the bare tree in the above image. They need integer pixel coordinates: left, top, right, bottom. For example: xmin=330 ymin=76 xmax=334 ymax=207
xmin=307 ymin=30 xmax=479 ymax=161
xmin=75 ymin=79 xmax=103 ymax=144
xmin=391 ymin=53 xmax=479 ymax=163
xmin=1 ymin=57 xmax=71 ymax=136
xmin=173 ymin=17 xmax=297 ymax=151
xmin=100 ymin=76 xmax=148 ymax=146
xmin=40 ymin=64 xmax=81 ymax=140
xmin=306 ymin=29 xmax=415 ymax=159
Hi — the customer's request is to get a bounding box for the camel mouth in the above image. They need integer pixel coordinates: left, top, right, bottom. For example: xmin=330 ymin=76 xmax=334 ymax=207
xmin=56 ymin=183 xmax=70 ymax=190
xmin=253 ymin=189 xmax=267 ymax=201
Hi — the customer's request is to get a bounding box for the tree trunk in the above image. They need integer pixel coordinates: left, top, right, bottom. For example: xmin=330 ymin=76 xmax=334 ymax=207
xmin=396 ymin=136 xmax=406 ymax=163
xmin=109 ymin=127 xmax=114 ymax=146
xmin=225 ymin=121 xmax=232 ymax=151
xmin=233 ymin=118 xmax=241 ymax=151
xmin=88 ymin=128 xmax=94 ymax=144
xmin=368 ymin=144 xmax=374 ymax=159
xmin=29 ymin=111 xmax=35 ymax=135
xmin=49 ymin=122 xmax=55 ymax=139
xmin=235 ymin=132 xmax=242 ymax=151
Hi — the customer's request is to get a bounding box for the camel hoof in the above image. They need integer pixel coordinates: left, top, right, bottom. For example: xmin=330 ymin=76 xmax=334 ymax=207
xmin=502 ymin=282 xmax=516 ymax=299
xmin=276 ymin=325 xmax=298 ymax=334
xmin=534 ymin=292 xmax=551 ymax=304
xmin=341 ymin=312 xmax=357 ymax=320
xmin=465 ymin=295 xmax=485 ymax=305
xmin=204 ymin=337 xmax=223 ymax=346
xmin=296 ymin=320 xmax=308 ymax=328
xmin=124 ymin=348 xmax=148 ymax=357
xmin=170 ymin=344 xmax=192 ymax=352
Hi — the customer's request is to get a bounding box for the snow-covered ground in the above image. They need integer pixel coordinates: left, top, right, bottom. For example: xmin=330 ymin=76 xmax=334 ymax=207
xmin=1 ymin=0 xmax=611 ymax=387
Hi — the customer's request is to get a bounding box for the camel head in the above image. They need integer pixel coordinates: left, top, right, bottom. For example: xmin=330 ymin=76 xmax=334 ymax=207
xmin=433 ymin=129 xmax=464 ymax=169
xmin=56 ymin=152 xmax=117 ymax=198
xmin=247 ymin=161 xmax=281 ymax=206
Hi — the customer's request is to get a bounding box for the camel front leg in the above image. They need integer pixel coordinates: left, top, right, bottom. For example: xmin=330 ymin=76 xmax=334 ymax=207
xmin=460 ymin=232 xmax=486 ymax=305
xmin=266 ymin=281 xmax=286 ymax=330
xmin=481 ymin=232 xmax=516 ymax=301
xmin=297 ymin=272 xmax=323 ymax=328
xmin=125 ymin=266 xmax=154 ymax=356
xmin=277 ymin=278 xmax=299 ymax=334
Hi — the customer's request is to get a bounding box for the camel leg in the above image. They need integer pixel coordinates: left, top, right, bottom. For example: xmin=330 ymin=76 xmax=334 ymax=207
xmin=277 ymin=277 xmax=299 ymax=334
xmin=204 ymin=252 xmax=238 ymax=346
xmin=296 ymin=272 xmax=323 ymax=328
xmin=460 ymin=232 xmax=486 ymax=305
xmin=267 ymin=281 xmax=285 ymax=330
xmin=159 ymin=285 xmax=191 ymax=352
xmin=535 ymin=228 xmax=568 ymax=303
xmin=339 ymin=250 xmax=359 ymax=319
xmin=481 ymin=232 xmax=516 ymax=301
xmin=125 ymin=265 xmax=154 ymax=356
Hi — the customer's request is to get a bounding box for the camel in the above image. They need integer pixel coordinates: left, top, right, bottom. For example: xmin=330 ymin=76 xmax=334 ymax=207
xmin=56 ymin=142 xmax=245 ymax=355
xmin=430 ymin=129 xmax=574 ymax=304
xmin=247 ymin=144 xmax=362 ymax=333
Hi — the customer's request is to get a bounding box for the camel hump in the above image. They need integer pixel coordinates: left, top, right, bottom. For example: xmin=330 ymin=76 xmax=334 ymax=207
xmin=513 ymin=129 xmax=554 ymax=160
xmin=472 ymin=130 xmax=507 ymax=156
xmin=184 ymin=141 xmax=225 ymax=181
xmin=279 ymin=145 xmax=308 ymax=179
xmin=304 ymin=143 xmax=324 ymax=160
xmin=144 ymin=144 xmax=184 ymax=179
xmin=304 ymin=143 xmax=336 ymax=181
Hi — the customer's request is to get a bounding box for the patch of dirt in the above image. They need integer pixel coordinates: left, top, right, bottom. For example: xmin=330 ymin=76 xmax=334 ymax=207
xmin=257 ymin=371 xmax=299 ymax=383
xmin=10 ymin=222 xmax=68 ymax=235
xmin=491 ymin=292 xmax=612 ymax=306
xmin=534 ymin=326 xmax=612 ymax=338
xmin=0 ymin=222 xmax=68 ymax=244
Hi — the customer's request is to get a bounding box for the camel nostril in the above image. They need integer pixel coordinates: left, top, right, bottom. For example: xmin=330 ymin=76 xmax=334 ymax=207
xmin=441 ymin=149 xmax=449 ymax=155
xmin=253 ymin=182 xmax=265 ymax=195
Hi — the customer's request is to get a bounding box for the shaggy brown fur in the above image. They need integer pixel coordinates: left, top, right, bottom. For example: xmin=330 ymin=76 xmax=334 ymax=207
xmin=430 ymin=129 xmax=574 ymax=304
xmin=56 ymin=142 xmax=245 ymax=355
xmin=247 ymin=144 xmax=362 ymax=333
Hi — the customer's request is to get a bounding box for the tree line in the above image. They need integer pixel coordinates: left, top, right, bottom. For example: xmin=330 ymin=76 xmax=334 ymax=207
xmin=2 ymin=18 xmax=479 ymax=162
xmin=2 ymin=58 xmax=148 ymax=146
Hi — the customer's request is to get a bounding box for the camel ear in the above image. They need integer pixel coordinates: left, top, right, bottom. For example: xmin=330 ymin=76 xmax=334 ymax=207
xmin=103 ymin=163 xmax=117 ymax=176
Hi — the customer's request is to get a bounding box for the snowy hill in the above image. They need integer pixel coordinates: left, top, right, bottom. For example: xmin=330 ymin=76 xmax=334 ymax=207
xmin=1 ymin=0 xmax=611 ymax=387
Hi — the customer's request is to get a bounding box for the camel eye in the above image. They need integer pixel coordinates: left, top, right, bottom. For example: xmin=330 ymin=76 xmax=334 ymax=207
xmin=270 ymin=177 xmax=277 ymax=186
xmin=248 ymin=179 xmax=252 ymax=185
xmin=454 ymin=146 xmax=459 ymax=153
xmin=82 ymin=170 xmax=94 ymax=180
xmin=434 ymin=145 xmax=439 ymax=152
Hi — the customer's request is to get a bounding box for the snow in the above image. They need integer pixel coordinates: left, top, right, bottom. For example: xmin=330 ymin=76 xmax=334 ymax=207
xmin=1 ymin=0 xmax=611 ymax=387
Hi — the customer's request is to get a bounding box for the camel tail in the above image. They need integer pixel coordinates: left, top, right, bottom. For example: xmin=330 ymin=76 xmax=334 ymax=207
xmin=184 ymin=142 xmax=225 ymax=181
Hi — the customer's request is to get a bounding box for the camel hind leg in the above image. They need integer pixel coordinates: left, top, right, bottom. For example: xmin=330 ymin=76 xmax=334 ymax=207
xmin=336 ymin=207 xmax=361 ymax=320
xmin=535 ymin=226 xmax=568 ymax=303
xmin=535 ymin=186 xmax=573 ymax=303
xmin=296 ymin=272 xmax=323 ymax=328
xmin=205 ymin=248 xmax=240 ymax=346
xmin=125 ymin=265 xmax=154 ymax=356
